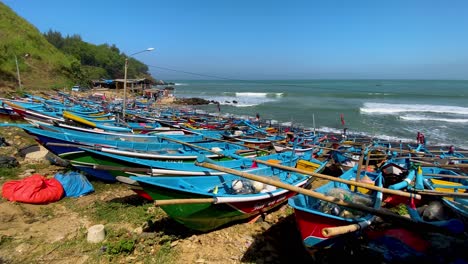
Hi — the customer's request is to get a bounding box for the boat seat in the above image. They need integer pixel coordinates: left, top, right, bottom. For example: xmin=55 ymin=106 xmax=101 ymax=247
xmin=430 ymin=179 xmax=467 ymax=193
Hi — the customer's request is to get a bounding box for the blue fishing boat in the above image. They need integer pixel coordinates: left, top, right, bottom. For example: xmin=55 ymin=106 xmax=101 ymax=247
xmin=20 ymin=125 xmax=249 ymax=160
xmin=419 ymin=166 xmax=468 ymax=221
xmin=29 ymin=122 xmax=217 ymax=143
xmin=288 ymin=165 xmax=383 ymax=250
xmin=128 ymin=158 xmax=323 ymax=231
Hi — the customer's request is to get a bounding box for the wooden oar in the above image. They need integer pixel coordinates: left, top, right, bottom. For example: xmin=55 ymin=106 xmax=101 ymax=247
xmin=250 ymin=158 xmax=419 ymax=199
xmin=195 ymin=160 xmax=448 ymax=231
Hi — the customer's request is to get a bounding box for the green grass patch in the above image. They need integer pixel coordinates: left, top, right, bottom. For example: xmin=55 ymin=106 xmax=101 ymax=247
xmin=22 ymin=162 xmax=54 ymax=171
xmin=44 ymin=180 xmax=178 ymax=262
xmin=105 ymin=238 xmax=135 ymax=255
xmin=38 ymin=206 xmax=56 ymax=219
xmin=153 ymin=242 xmax=178 ymax=263
xmin=92 ymin=200 xmax=155 ymax=226
xmin=284 ymin=205 xmax=295 ymax=215
xmin=0 ymin=235 xmax=13 ymax=247
xmin=0 ymin=167 xmax=20 ymax=181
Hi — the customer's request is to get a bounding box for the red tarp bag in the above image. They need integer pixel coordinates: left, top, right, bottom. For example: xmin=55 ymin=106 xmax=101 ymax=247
xmin=2 ymin=174 xmax=64 ymax=204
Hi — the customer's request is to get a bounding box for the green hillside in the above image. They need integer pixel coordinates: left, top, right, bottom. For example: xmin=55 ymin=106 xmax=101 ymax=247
xmin=0 ymin=2 xmax=155 ymax=96
xmin=0 ymin=2 xmax=77 ymax=93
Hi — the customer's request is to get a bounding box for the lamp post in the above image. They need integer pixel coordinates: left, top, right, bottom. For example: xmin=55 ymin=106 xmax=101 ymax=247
xmin=14 ymin=53 xmax=30 ymax=92
xmin=122 ymin=47 xmax=154 ymax=118
xmin=14 ymin=55 xmax=22 ymax=90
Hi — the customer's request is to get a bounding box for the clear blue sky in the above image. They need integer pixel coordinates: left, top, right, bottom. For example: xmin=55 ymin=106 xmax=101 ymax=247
xmin=4 ymin=0 xmax=468 ymax=80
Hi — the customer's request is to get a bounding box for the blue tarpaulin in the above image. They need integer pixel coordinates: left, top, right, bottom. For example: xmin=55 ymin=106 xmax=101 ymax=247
xmin=54 ymin=171 xmax=94 ymax=197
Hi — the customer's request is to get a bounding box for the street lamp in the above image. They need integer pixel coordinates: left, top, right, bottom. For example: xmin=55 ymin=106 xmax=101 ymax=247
xmin=14 ymin=53 xmax=30 ymax=92
xmin=122 ymin=47 xmax=154 ymax=118
xmin=14 ymin=55 xmax=22 ymax=90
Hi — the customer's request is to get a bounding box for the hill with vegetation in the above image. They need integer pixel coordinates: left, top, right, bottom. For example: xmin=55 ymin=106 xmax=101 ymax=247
xmin=0 ymin=2 xmax=154 ymax=96
xmin=43 ymin=30 xmax=154 ymax=85
xmin=0 ymin=2 xmax=78 ymax=94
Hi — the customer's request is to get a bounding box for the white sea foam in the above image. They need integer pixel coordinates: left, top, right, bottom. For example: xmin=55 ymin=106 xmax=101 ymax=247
xmin=174 ymin=83 xmax=187 ymax=86
xmin=318 ymin=126 xmax=415 ymax=144
xmin=235 ymin=92 xmax=283 ymax=98
xmin=367 ymin=93 xmax=392 ymax=96
xmin=399 ymin=114 xmax=468 ymax=123
xmin=360 ymin=102 xmax=468 ymax=115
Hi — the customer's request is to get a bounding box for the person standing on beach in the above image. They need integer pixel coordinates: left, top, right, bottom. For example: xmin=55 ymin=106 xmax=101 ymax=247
xmin=416 ymin=132 xmax=426 ymax=145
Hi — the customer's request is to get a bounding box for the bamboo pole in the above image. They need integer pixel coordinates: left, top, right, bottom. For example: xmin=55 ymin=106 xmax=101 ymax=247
xmin=428 ymin=150 xmax=468 ymax=154
xmin=250 ymin=158 xmax=420 ymax=199
xmin=420 ymin=163 xmax=468 ymax=169
xmin=409 ymin=159 xmax=439 ymax=165
xmin=414 ymin=190 xmax=468 ymax=198
xmin=195 ymin=161 xmax=444 ymax=231
xmin=409 ymin=156 xmax=467 ymax=161
xmin=154 ymin=198 xmax=216 ymax=206
xmin=322 ymin=224 xmax=361 ymax=237
xmin=424 ymin=173 xmax=468 ymax=179
xmin=322 ymin=221 xmax=372 ymax=237
xmin=364 ymin=150 xmax=371 ymax=172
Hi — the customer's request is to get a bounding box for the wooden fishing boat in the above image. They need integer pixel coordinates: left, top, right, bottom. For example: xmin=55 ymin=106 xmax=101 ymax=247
xmin=63 ymin=110 xmax=170 ymax=133
xmin=72 ymin=147 xmax=304 ymax=181
xmin=62 ymin=111 xmax=133 ymax=133
xmin=0 ymin=99 xmax=21 ymax=119
xmin=272 ymin=143 xmax=316 ymax=154
xmin=408 ymin=144 xmax=435 ymax=157
xmin=288 ymin=165 xmax=383 ymax=250
xmin=20 ymin=125 xmax=248 ymax=160
xmin=129 ymin=160 xmax=319 ymax=232
xmin=221 ymin=132 xmax=280 ymax=149
xmin=4 ymin=101 xmax=120 ymax=134
xmin=437 ymin=146 xmax=468 ymax=165
xmin=6 ymin=102 xmax=66 ymax=124
xmin=28 ymin=122 xmax=213 ymax=143
xmin=329 ymin=144 xmax=363 ymax=172
xmin=419 ymin=166 xmax=468 ymax=221
xmin=383 ymin=159 xmax=468 ymax=229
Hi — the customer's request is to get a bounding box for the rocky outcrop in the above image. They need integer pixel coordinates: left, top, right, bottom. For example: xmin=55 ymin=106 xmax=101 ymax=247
xmin=174 ymin=97 xmax=211 ymax=105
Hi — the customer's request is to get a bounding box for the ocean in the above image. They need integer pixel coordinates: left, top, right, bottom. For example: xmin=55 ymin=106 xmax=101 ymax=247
xmin=171 ymin=80 xmax=468 ymax=149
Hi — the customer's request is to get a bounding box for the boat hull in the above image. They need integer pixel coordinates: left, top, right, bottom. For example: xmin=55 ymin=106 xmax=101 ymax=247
xmin=138 ymin=180 xmax=303 ymax=232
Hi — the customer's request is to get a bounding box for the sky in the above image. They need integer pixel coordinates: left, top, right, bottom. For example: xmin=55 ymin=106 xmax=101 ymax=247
xmin=4 ymin=0 xmax=468 ymax=80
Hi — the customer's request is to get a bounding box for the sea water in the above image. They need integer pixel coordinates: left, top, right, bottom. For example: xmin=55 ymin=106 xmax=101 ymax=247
xmin=171 ymin=80 xmax=468 ymax=149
